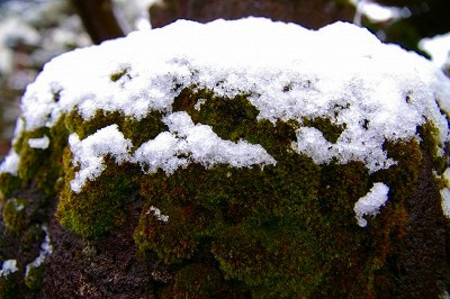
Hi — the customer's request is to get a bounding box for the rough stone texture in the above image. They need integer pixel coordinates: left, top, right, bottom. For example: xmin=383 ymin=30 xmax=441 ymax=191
xmin=389 ymin=150 xmax=447 ymax=298
xmin=41 ymin=199 xmax=157 ymax=298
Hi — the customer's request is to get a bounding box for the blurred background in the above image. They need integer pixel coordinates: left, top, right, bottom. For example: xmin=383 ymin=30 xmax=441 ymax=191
xmin=0 ymin=0 xmax=449 ymax=160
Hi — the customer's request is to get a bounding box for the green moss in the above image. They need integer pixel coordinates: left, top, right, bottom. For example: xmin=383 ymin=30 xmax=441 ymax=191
xmin=134 ymin=90 xmax=450 ymax=296
xmin=64 ymin=109 xmax=124 ymax=141
xmin=302 ymin=117 xmax=345 ymax=143
xmin=2 ymin=198 xmax=27 ymax=233
xmin=2 ymin=116 xmax=69 ymax=198
xmin=65 ymin=109 xmax=167 ymax=151
xmin=163 ymin=264 xmax=225 ymax=298
xmin=36 ymin=116 xmax=69 ymax=196
xmin=122 ymin=112 xmax=167 ymax=150
xmin=418 ymin=121 xmax=448 ymax=174
xmin=0 ymin=174 xmax=21 ymax=199
xmin=57 ymin=153 xmax=140 ymax=238
xmin=1 ymin=83 xmax=445 ymax=295
xmin=110 ymin=67 xmax=130 ymax=82
xmin=190 ymin=92 xmax=259 ymax=142
xmin=24 ymin=263 xmax=44 ymax=290
xmin=16 ymin=127 xmax=49 ymax=185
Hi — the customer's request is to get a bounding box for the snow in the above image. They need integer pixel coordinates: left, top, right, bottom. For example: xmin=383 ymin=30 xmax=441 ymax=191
xmin=25 ymin=225 xmax=53 ymax=276
xmin=0 ymin=259 xmax=18 ymax=277
xmin=147 ymin=205 xmax=169 ymax=223
xmin=354 ymin=183 xmax=390 ymax=227
xmin=0 ymin=18 xmax=448 ymax=193
xmin=28 ymin=135 xmax=50 ymax=149
xmin=0 ymin=149 xmax=20 ymax=176
xmin=134 ymin=112 xmax=275 ymax=175
xmin=69 ymin=124 xmax=133 ymax=193
xmin=70 ymin=112 xmax=275 ymax=192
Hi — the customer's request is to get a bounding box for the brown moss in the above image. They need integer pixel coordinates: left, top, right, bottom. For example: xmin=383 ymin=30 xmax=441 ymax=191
xmin=163 ymin=264 xmax=225 ymax=297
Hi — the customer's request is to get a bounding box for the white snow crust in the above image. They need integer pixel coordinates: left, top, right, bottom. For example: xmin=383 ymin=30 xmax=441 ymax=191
xmin=147 ymin=205 xmax=169 ymax=223
xmin=134 ymin=112 xmax=276 ymax=175
xmin=25 ymin=225 xmax=53 ymax=276
xmin=354 ymin=183 xmax=390 ymax=227
xmin=69 ymin=113 xmax=275 ymax=192
xmin=1 ymin=18 xmax=449 ymax=195
xmin=69 ymin=124 xmax=133 ymax=193
xmin=0 ymin=259 xmax=18 ymax=277
xmin=0 ymin=150 xmax=20 ymax=176
xmin=28 ymin=135 xmax=50 ymax=149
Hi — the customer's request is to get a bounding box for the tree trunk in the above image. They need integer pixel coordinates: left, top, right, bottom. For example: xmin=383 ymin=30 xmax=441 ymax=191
xmin=72 ymin=0 xmax=125 ymax=44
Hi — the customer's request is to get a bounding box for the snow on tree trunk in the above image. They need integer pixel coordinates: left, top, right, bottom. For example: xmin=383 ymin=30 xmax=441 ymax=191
xmin=0 ymin=18 xmax=449 ymax=297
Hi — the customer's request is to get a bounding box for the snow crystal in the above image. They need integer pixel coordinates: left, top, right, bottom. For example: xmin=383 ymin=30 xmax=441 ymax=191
xmin=147 ymin=205 xmax=169 ymax=223
xmin=0 ymin=259 xmax=18 ymax=277
xmin=354 ymin=183 xmax=390 ymax=227
xmin=0 ymin=150 xmax=20 ymax=176
xmin=28 ymin=135 xmax=50 ymax=149
xmin=12 ymin=18 xmax=450 ymax=178
xmin=134 ymin=112 xmax=276 ymax=175
xmin=69 ymin=124 xmax=132 ymax=193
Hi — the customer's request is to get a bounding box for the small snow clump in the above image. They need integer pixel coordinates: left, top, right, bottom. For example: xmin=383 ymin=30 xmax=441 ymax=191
xmin=0 ymin=259 xmax=18 ymax=277
xmin=354 ymin=183 xmax=390 ymax=227
xmin=28 ymin=135 xmax=50 ymax=149
xmin=69 ymin=124 xmax=133 ymax=193
xmin=147 ymin=205 xmax=169 ymax=223
xmin=25 ymin=225 xmax=53 ymax=276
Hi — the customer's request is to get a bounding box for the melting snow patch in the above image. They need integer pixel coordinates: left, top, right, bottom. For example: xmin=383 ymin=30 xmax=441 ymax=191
xmin=147 ymin=206 xmax=169 ymax=223
xmin=28 ymin=135 xmax=50 ymax=149
xmin=0 ymin=150 xmax=20 ymax=176
xmin=354 ymin=183 xmax=390 ymax=227
xmin=25 ymin=225 xmax=53 ymax=276
xmin=0 ymin=259 xmax=18 ymax=277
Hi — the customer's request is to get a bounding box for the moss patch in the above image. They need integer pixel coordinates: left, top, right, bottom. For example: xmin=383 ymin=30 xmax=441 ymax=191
xmin=0 ymin=174 xmax=21 ymax=199
xmin=0 ymin=85 xmax=448 ymax=296
xmin=57 ymin=154 xmax=141 ymax=238
xmin=302 ymin=117 xmax=345 ymax=143
xmin=2 ymin=198 xmax=27 ymax=233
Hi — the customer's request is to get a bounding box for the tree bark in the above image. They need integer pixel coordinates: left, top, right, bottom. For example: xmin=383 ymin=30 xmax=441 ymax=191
xmin=72 ymin=0 xmax=125 ymax=44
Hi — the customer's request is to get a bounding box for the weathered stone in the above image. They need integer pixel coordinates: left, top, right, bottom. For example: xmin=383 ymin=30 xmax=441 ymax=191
xmin=0 ymin=18 xmax=449 ymax=298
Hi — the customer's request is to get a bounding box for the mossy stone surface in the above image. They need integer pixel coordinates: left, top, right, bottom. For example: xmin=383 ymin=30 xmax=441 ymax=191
xmin=0 ymin=18 xmax=448 ymax=297
xmin=2 ymin=197 xmax=27 ymax=233
xmin=0 ymin=86 xmax=448 ymax=297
